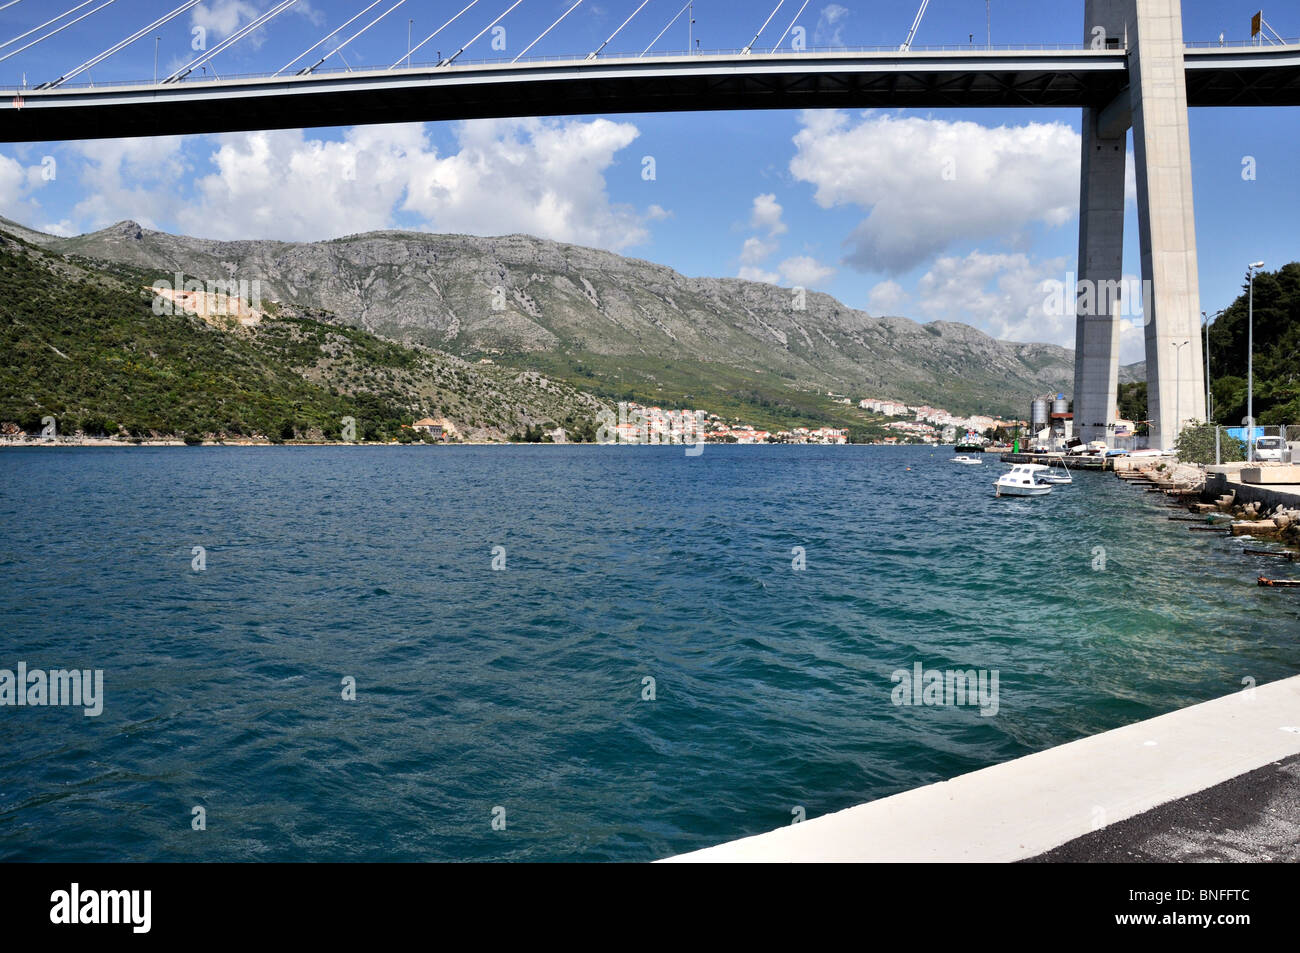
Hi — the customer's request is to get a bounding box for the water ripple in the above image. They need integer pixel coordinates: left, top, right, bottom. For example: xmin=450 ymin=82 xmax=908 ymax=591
xmin=0 ymin=445 xmax=1296 ymax=861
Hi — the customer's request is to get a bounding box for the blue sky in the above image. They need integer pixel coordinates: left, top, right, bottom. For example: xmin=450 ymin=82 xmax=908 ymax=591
xmin=1 ymin=0 xmax=1296 ymax=361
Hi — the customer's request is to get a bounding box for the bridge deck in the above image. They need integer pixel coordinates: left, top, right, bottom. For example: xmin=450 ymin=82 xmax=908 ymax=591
xmin=2 ymin=46 xmax=1298 ymax=144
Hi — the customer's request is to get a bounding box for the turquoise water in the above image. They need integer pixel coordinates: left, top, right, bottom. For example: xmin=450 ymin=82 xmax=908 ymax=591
xmin=1 ymin=445 xmax=1297 ymax=861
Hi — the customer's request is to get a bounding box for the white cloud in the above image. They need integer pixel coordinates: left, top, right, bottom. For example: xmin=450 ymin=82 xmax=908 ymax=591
xmin=814 ymin=4 xmax=850 ymax=46
xmin=192 ymin=1 xmax=260 ymax=41
xmin=737 ymin=193 xmax=816 ymax=284
xmin=79 ymin=118 xmax=646 ymax=248
xmin=402 ymin=118 xmax=648 ymax=249
xmin=178 ymin=124 xmax=423 ymax=240
xmin=778 ymin=255 xmax=834 ymax=287
xmin=0 ymin=152 xmax=68 ymax=224
xmin=186 ymin=1 xmax=323 ymax=61
xmin=40 ymin=219 xmax=78 ymax=237
xmin=41 ymin=118 xmax=654 ymax=249
xmin=790 ymin=111 xmax=1085 ymax=275
xmin=914 ymin=250 xmax=1070 ymax=345
xmin=750 ymin=193 xmax=787 ymax=236
xmin=867 ymin=279 xmax=908 ymax=314
xmin=911 ymin=253 xmax=1153 ymax=353
xmin=739 ymin=265 xmax=780 ymax=284
xmin=740 ymin=236 xmax=778 ymax=264
xmin=0 ymin=154 xmax=41 ymax=222
xmin=70 ymin=137 xmax=188 ymax=231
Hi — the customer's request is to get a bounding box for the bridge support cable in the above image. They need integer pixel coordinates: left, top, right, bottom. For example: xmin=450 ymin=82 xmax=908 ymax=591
xmin=587 ymin=0 xmax=653 ymax=60
xmin=278 ymin=0 xmax=385 ymax=74
xmin=441 ymin=0 xmax=523 ymax=66
xmin=1 ymin=0 xmax=116 ymax=68
xmin=300 ymin=0 xmax=406 ymax=74
xmin=1 ymin=0 xmax=97 ymax=53
xmin=741 ymin=0 xmax=784 ymax=55
xmin=0 ymin=1 xmax=24 ymax=11
xmin=166 ymin=0 xmax=297 ymax=82
xmin=769 ymin=0 xmax=809 ymax=53
xmin=900 ymin=0 xmax=929 ymax=51
xmin=35 ymin=0 xmax=202 ymax=88
xmin=640 ymin=0 xmax=690 ymax=56
xmin=1258 ymin=16 xmax=1287 ymax=45
xmin=515 ymin=0 xmax=582 ymax=62
xmin=391 ymin=0 xmax=479 ymax=68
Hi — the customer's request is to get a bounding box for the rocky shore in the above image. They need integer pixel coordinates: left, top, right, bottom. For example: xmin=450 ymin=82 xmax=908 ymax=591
xmin=1115 ymin=459 xmax=1300 ymax=551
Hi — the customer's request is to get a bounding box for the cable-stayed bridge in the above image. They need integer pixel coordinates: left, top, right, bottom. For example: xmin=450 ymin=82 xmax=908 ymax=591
xmin=2 ymin=0 xmax=1296 ymax=142
xmin=1 ymin=44 xmax=1299 ymax=143
xmin=2 ymin=0 xmax=1299 ymax=449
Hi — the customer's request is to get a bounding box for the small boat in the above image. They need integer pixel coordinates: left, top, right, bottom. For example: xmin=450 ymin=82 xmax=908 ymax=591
xmin=950 ymin=455 xmax=983 ymax=465
xmin=1037 ymin=458 xmax=1073 ymax=485
xmin=1038 ymin=470 xmax=1072 ymax=485
xmin=1258 ymin=576 xmax=1300 ymax=588
xmin=994 ymin=463 xmax=1054 ymax=497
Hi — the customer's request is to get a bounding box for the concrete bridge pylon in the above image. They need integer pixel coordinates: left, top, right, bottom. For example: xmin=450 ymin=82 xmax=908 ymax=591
xmin=1074 ymin=0 xmax=1205 ymax=450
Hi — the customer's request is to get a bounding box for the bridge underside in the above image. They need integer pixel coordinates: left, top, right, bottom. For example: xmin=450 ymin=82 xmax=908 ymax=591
xmin=2 ymin=47 xmax=1299 ymax=143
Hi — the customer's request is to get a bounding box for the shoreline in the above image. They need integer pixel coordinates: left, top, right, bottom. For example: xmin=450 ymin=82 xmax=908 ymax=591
xmin=661 ymin=461 xmax=1300 ymax=862
xmin=666 ymin=674 xmax=1300 ymax=862
xmin=0 ymin=439 xmax=948 ymax=449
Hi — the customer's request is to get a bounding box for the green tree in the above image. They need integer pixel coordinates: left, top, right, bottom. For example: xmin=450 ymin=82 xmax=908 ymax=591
xmin=1175 ymin=422 xmax=1245 ymax=464
xmin=1116 ymin=381 xmax=1146 ymax=423
xmin=1206 ymin=263 xmax=1300 ymax=425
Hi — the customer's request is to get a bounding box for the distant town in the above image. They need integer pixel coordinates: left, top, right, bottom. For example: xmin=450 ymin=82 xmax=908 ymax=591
xmin=610 ymin=399 xmax=1026 ymax=446
xmin=854 ymin=396 xmax=1024 ymax=445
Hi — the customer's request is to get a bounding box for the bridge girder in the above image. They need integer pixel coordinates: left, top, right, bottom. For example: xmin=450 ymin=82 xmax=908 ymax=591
xmin=3 ymin=46 xmax=1297 ymax=144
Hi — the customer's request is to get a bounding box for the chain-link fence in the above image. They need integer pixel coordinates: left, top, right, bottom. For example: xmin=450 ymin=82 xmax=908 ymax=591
xmin=1210 ymin=423 xmax=1297 ymax=464
xmin=1102 ymin=424 xmax=1296 ymax=462
xmin=1110 ymin=433 xmax=1150 ymax=453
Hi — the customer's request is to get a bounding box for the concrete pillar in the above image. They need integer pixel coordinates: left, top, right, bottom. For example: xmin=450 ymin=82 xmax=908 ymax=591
xmin=1073 ymin=0 xmax=1129 ymax=445
xmin=1128 ymin=0 xmax=1205 ymax=449
xmin=1073 ymin=0 xmax=1206 ymax=450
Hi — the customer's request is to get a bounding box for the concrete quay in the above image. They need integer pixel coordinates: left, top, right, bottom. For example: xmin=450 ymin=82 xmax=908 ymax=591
xmin=1206 ymin=464 xmax=1300 ymax=512
xmin=665 ymin=675 xmax=1300 ymax=863
xmin=999 ymin=452 xmax=1113 ymax=470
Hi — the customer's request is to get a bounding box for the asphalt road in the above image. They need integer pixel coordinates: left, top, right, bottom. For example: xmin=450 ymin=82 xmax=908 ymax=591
xmin=1025 ymin=753 xmax=1300 ymax=862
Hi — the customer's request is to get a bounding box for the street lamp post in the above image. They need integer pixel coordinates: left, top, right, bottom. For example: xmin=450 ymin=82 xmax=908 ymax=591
xmin=154 ymin=36 xmax=160 ymax=85
xmin=407 ymin=19 xmax=413 ymax=68
xmin=1171 ymin=340 xmax=1190 ymax=437
xmin=1247 ymin=261 xmax=1265 ymax=461
xmin=1202 ymin=309 xmax=1222 ymax=423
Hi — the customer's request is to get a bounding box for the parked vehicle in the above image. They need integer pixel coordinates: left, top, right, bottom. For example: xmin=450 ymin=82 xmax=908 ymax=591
xmin=1254 ymin=436 xmax=1292 ymax=463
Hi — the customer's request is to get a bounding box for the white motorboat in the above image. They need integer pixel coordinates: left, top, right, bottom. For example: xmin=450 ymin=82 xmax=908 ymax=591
xmin=950 ymin=455 xmax=983 ymax=465
xmin=994 ymin=464 xmax=1054 ymax=497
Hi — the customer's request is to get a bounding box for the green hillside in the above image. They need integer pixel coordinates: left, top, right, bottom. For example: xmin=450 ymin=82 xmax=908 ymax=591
xmin=1208 ymin=262 xmax=1300 ymax=425
xmin=0 ymin=230 xmax=605 ymax=442
xmin=19 ymin=219 xmax=1090 ymax=421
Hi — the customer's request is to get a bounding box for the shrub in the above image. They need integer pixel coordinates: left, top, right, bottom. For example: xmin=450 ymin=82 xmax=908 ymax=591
xmin=1175 ymin=422 xmax=1246 ymax=464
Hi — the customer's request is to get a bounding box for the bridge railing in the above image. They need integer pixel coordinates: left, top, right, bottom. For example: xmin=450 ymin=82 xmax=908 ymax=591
xmin=3 ymin=40 xmax=1296 ymax=95
xmin=0 ymin=44 xmax=1108 ymax=95
xmin=1184 ymin=37 xmax=1300 ymax=48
